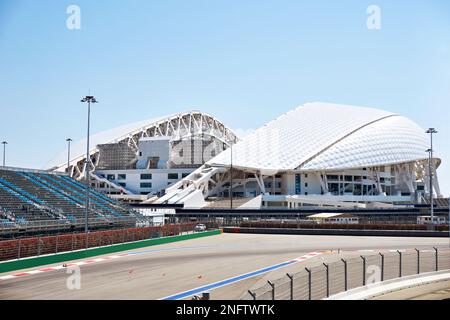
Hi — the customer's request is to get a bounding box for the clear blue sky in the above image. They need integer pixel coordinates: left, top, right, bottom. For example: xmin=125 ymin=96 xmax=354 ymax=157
xmin=0 ymin=0 xmax=449 ymax=195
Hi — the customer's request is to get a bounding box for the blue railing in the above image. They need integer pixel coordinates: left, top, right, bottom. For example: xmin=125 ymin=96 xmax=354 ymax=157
xmin=55 ymin=175 xmax=124 ymax=218
xmin=44 ymin=174 xmax=123 ymax=218
xmin=0 ymin=177 xmax=45 ymax=206
xmin=59 ymin=175 xmax=118 ymax=206
xmin=66 ymin=214 xmax=76 ymax=222
xmin=18 ymin=172 xmax=82 ymax=207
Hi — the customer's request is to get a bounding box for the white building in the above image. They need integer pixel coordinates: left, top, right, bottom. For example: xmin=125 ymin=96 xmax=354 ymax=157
xmin=157 ymin=102 xmax=442 ymax=209
xmin=48 ymin=111 xmax=238 ymax=201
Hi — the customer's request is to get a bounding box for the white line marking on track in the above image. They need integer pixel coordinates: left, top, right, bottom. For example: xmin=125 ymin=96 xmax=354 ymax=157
xmin=161 ymin=251 xmax=323 ymax=300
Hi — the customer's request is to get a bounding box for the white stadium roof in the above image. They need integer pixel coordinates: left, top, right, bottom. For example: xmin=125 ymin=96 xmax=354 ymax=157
xmin=48 ymin=110 xmax=237 ymax=171
xmin=207 ymin=102 xmax=435 ymax=173
xmin=48 ymin=114 xmax=169 ymax=169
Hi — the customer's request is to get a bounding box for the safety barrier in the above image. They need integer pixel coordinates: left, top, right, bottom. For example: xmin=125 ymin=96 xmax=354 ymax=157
xmin=0 ymin=216 xmax=137 ymax=236
xmin=0 ymin=228 xmax=221 ymax=273
xmin=0 ymin=223 xmax=199 ymax=262
xmin=326 ymin=270 xmax=450 ymax=300
xmin=224 ymin=227 xmax=448 ymax=237
xmin=239 ymin=221 xmax=449 ymax=231
xmin=245 ymin=247 xmax=450 ymax=300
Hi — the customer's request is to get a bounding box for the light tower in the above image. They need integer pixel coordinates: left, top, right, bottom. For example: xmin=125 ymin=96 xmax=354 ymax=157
xmin=1 ymin=141 xmax=7 ymax=167
xmin=66 ymin=138 xmax=72 ymax=175
xmin=426 ymin=128 xmax=437 ymax=221
xmin=81 ymin=95 xmax=98 ymax=236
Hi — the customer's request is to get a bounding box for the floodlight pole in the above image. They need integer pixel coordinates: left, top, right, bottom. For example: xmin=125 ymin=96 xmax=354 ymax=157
xmin=66 ymin=138 xmax=72 ymax=175
xmin=81 ymin=96 xmax=98 ymax=235
xmin=426 ymin=128 xmax=437 ymax=221
xmin=1 ymin=141 xmax=7 ymax=167
xmin=230 ymin=143 xmax=233 ymax=210
xmin=426 ymin=147 xmax=431 ymax=202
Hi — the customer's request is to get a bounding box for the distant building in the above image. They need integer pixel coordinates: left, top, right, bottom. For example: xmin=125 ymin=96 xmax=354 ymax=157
xmin=416 ymin=216 xmax=446 ymax=225
xmin=307 ymin=213 xmax=359 ymax=224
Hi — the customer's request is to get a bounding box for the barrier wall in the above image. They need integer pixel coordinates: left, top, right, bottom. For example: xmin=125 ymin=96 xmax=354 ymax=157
xmin=224 ymin=227 xmax=448 ymax=237
xmin=245 ymin=247 xmax=450 ymax=300
xmin=0 ymin=229 xmax=221 ymax=274
xmin=239 ymin=221 xmax=449 ymax=231
xmin=0 ymin=224 xmax=197 ymax=262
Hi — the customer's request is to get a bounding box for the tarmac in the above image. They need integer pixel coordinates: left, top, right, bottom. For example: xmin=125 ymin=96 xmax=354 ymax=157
xmin=0 ymin=233 xmax=448 ymax=300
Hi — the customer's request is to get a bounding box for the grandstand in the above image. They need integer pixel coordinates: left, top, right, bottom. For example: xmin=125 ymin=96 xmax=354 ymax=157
xmin=0 ymin=167 xmax=137 ymax=236
xmin=422 ymin=197 xmax=449 ymax=208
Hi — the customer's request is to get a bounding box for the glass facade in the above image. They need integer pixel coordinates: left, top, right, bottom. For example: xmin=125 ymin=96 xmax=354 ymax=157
xmin=140 ymin=173 xmax=152 ymax=180
xmin=295 ymin=174 xmax=301 ymax=195
xmin=140 ymin=182 xmax=152 ymax=188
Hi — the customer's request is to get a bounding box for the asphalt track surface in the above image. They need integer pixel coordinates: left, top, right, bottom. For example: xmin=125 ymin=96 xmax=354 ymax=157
xmin=0 ymin=233 xmax=449 ymax=300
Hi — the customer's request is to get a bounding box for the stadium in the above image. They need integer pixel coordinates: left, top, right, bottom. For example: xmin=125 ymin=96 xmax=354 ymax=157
xmin=157 ymin=102 xmax=443 ymax=209
xmin=2 ymin=1 xmax=450 ymax=305
xmin=48 ymin=110 xmax=238 ymax=202
xmin=42 ymin=102 xmax=445 ymax=210
xmin=2 ymin=102 xmax=445 ymax=235
xmin=1 ymin=102 xmax=449 ymax=302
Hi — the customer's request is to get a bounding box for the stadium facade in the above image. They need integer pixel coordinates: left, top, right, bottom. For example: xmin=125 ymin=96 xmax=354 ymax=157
xmin=48 ymin=111 xmax=238 ymax=202
xmin=156 ymin=102 xmax=442 ymax=209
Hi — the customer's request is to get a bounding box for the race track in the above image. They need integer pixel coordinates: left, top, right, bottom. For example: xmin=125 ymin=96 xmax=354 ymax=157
xmin=0 ymin=233 xmax=448 ymax=300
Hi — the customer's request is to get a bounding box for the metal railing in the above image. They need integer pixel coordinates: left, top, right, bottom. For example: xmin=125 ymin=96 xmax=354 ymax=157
xmin=0 ymin=216 xmax=137 ymax=235
xmin=245 ymin=247 xmax=450 ymax=300
xmin=0 ymin=222 xmax=198 ymax=261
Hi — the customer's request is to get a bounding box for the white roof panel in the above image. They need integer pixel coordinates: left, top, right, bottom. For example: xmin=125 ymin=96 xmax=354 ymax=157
xmin=301 ymin=115 xmax=430 ymax=171
xmin=208 ymin=102 xmax=395 ymax=171
xmin=47 ymin=114 xmax=177 ymax=169
xmin=47 ymin=110 xmax=239 ymax=170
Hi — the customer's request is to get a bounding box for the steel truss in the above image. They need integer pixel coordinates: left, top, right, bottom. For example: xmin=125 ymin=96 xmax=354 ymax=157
xmin=56 ymin=111 xmax=238 ymax=194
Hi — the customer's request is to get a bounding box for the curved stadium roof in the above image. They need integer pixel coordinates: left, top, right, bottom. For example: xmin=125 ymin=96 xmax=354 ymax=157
xmin=207 ymin=102 xmax=435 ymax=173
xmin=48 ymin=115 xmax=168 ymax=170
xmin=48 ymin=110 xmax=237 ymax=171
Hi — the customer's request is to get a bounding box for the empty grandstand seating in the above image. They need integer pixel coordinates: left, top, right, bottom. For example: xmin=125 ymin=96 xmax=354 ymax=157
xmin=0 ymin=168 xmax=133 ymax=229
xmin=205 ymin=197 xmax=254 ymax=208
xmin=434 ymin=198 xmax=449 ymax=208
xmin=421 ymin=197 xmax=449 ymax=208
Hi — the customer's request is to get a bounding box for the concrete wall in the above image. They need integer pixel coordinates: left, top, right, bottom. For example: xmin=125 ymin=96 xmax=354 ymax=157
xmin=136 ymin=137 xmax=170 ymax=169
xmin=223 ymin=227 xmax=448 ymax=238
xmin=281 ymin=173 xmax=295 ymax=195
